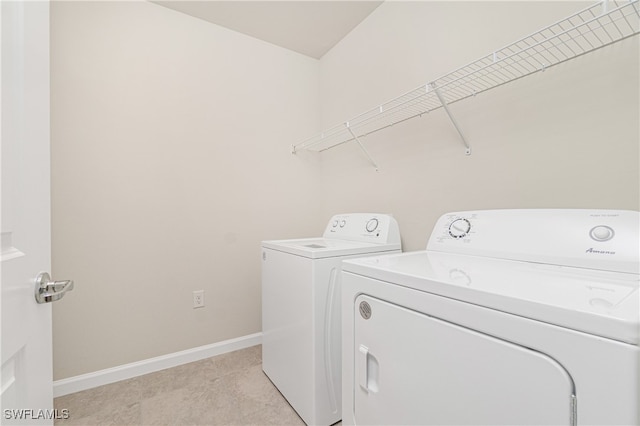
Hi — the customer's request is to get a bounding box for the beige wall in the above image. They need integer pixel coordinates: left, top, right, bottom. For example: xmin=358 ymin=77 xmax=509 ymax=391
xmin=52 ymin=1 xmax=639 ymax=381
xmin=51 ymin=1 xmax=322 ymax=380
xmin=318 ymin=1 xmax=639 ymax=251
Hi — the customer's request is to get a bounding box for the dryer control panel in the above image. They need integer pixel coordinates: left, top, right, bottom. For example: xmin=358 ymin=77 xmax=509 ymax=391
xmin=427 ymin=209 xmax=639 ymax=274
xmin=323 ymin=213 xmax=401 ymax=245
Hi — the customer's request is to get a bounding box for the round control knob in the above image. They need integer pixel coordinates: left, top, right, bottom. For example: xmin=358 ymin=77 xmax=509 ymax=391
xmin=340 ymin=220 xmax=346 ymax=228
xmin=448 ymin=218 xmax=471 ymax=239
xmin=332 ymin=220 xmax=338 ymax=228
xmin=366 ymin=218 xmax=379 ymax=233
xmin=590 ymin=225 xmax=614 ymax=242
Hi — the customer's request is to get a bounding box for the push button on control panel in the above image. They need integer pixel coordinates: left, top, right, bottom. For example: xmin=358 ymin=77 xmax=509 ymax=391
xmin=590 ymin=225 xmax=614 ymax=242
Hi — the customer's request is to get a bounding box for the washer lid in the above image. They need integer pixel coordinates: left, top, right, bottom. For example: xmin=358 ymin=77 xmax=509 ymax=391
xmin=343 ymin=251 xmax=640 ymax=345
xmin=262 ymin=237 xmax=400 ymax=259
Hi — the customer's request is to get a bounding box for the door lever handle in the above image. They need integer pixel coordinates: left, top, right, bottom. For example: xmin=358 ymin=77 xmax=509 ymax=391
xmin=34 ymin=272 xmax=74 ymax=304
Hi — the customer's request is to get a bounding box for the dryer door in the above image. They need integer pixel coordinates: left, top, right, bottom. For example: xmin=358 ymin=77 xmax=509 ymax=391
xmin=353 ymin=295 xmax=576 ymax=425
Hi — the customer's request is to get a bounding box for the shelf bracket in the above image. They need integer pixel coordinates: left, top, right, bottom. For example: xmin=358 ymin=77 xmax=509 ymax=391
xmin=346 ymin=123 xmax=379 ymax=171
xmin=431 ymin=83 xmax=472 ymax=155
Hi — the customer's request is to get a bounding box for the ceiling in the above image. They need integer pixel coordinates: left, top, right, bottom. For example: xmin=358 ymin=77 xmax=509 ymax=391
xmin=152 ymin=1 xmax=384 ymax=59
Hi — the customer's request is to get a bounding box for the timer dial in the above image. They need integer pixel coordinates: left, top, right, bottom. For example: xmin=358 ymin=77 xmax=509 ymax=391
xmin=366 ymin=218 xmax=379 ymax=233
xmin=448 ymin=218 xmax=471 ymax=239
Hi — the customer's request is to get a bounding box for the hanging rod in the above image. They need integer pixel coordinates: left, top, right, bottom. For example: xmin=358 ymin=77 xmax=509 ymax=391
xmin=292 ymin=0 xmax=639 ymax=155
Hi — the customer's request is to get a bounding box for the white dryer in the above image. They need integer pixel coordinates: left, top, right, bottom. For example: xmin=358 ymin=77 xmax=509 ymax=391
xmin=342 ymin=209 xmax=639 ymax=426
xmin=262 ymin=213 xmax=401 ymax=425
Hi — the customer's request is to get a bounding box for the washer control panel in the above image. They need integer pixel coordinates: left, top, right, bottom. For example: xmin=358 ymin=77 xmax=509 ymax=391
xmin=427 ymin=209 xmax=639 ymax=274
xmin=323 ymin=213 xmax=400 ymax=245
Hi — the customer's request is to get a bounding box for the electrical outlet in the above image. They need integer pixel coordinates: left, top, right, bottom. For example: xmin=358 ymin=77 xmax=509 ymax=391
xmin=193 ymin=290 xmax=205 ymax=308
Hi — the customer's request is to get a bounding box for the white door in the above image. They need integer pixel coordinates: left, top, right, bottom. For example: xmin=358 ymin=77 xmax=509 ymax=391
xmin=1 ymin=1 xmax=69 ymax=424
xmin=353 ymin=295 xmax=576 ymax=426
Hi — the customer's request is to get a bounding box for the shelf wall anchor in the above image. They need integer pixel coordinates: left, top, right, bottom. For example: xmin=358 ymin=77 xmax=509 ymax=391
xmin=346 ymin=123 xmax=379 ymax=171
xmin=431 ymin=83 xmax=472 ymax=155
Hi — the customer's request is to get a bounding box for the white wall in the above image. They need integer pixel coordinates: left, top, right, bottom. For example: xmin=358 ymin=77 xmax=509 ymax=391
xmin=51 ymin=1 xmax=322 ymax=380
xmin=318 ymin=1 xmax=639 ymax=250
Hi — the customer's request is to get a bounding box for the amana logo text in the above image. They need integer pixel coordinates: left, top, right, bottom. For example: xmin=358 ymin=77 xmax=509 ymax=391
xmin=585 ymin=248 xmax=616 ymax=255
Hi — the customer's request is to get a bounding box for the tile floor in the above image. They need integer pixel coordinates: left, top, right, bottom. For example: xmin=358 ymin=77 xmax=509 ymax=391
xmin=53 ymin=345 xmax=329 ymax=425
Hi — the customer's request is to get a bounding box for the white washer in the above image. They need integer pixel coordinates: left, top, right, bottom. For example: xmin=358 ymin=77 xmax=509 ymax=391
xmin=342 ymin=209 xmax=639 ymax=426
xmin=262 ymin=213 xmax=401 ymax=426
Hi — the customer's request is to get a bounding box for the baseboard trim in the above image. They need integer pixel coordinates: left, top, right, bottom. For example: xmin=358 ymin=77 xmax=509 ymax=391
xmin=53 ymin=332 xmax=262 ymax=398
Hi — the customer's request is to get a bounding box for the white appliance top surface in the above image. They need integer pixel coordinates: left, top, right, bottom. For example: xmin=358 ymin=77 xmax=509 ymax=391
xmin=261 ymin=213 xmax=401 ymax=259
xmin=262 ymin=237 xmax=399 ymax=259
xmin=343 ymin=250 xmax=640 ymax=345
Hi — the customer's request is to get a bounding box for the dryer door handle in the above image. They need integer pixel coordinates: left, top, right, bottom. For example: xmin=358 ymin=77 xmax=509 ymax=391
xmin=358 ymin=344 xmax=379 ymax=393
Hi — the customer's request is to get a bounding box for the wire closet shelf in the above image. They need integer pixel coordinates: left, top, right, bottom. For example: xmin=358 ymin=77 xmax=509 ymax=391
xmin=292 ymin=0 xmax=640 ymax=154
